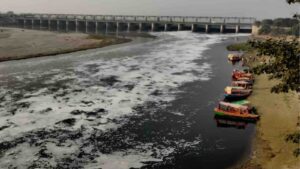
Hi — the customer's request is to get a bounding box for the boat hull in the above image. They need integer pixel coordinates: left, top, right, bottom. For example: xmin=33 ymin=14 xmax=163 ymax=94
xmin=214 ymin=108 xmax=259 ymax=121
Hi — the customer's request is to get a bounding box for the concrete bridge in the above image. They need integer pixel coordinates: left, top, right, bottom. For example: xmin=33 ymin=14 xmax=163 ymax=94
xmin=12 ymin=14 xmax=255 ymax=34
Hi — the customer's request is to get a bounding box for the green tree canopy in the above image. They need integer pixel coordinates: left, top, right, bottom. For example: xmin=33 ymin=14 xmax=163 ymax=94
xmin=249 ymin=39 xmax=300 ymax=93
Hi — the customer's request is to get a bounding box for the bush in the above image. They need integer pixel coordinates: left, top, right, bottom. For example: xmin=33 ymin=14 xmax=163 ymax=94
xmin=258 ymin=24 xmax=272 ymax=35
xmin=290 ymin=24 xmax=300 ymax=36
xmin=261 ymin=19 xmax=273 ymax=26
xmin=285 ymin=132 xmax=300 ymax=144
xmin=226 ymin=42 xmax=252 ymax=51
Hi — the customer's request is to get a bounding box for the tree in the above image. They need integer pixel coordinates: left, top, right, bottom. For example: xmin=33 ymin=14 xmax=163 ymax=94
xmin=258 ymin=24 xmax=271 ymax=34
xmin=287 ymin=0 xmax=300 ymax=4
xmin=248 ymin=39 xmax=300 ymax=93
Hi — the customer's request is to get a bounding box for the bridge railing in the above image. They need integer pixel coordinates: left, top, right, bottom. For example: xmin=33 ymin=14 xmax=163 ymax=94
xmin=15 ymin=14 xmax=255 ymax=25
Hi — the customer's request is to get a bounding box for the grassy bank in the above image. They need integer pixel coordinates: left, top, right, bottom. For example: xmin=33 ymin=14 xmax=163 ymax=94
xmin=228 ymin=41 xmax=300 ymax=169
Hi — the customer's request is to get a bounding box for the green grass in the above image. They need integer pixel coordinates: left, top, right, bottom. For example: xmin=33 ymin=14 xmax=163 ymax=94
xmin=226 ymin=42 xmax=253 ymax=51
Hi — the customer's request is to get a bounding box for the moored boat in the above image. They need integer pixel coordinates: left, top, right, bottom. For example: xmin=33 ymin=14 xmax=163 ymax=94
xmin=232 ymin=69 xmax=254 ymax=81
xmin=224 ymin=86 xmax=252 ymax=100
xmin=214 ymin=101 xmax=259 ymax=121
xmin=231 ymin=80 xmax=253 ymax=89
xmin=228 ymin=53 xmax=242 ymax=61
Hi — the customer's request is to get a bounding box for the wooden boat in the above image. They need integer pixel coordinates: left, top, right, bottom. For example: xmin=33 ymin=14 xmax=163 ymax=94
xmin=214 ymin=101 xmax=259 ymax=120
xmin=231 ymin=81 xmax=253 ymax=89
xmin=232 ymin=69 xmax=254 ymax=81
xmin=224 ymin=86 xmax=252 ymax=100
xmin=228 ymin=54 xmax=242 ymax=61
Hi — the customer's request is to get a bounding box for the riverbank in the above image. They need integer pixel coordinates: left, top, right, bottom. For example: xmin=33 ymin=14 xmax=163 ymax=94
xmin=228 ymin=39 xmax=300 ymax=169
xmin=0 ymin=27 xmax=131 ymax=62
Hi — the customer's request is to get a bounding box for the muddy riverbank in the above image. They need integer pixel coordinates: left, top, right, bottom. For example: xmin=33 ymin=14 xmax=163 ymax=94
xmin=0 ymin=27 xmax=131 ymax=62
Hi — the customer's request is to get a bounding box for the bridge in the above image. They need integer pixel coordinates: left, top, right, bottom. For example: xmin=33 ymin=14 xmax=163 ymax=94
xmin=10 ymin=14 xmax=256 ymax=34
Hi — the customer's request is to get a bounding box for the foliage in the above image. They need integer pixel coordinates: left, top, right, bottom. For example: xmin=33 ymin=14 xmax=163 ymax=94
xmin=293 ymin=148 xmax=300 ymax=157
xmin=254 ymin=21 xmax=261 ymax=27
xmin=258 ymin=24 xmax=272 ymax=35
xmin=273 ymin=18 xmax=299 ymax=27
xmin=285 ymin=132 xmax=300 ymax=143
xmin=286 ymin=0 xmax=300 ymax=4
xmin=248 ymin=39 xmax=300 ymax=93
xmin=226 ymin=42 xmax=252 ymax=51
xmin=261 ymin=19 xmax=273 ymax=26
xmin=290 ymin=24 xmax=300 ymax=36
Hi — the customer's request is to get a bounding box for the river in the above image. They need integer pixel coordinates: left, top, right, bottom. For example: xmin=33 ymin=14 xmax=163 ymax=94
xmin=0 ymin=32 xmax=255 ymax=169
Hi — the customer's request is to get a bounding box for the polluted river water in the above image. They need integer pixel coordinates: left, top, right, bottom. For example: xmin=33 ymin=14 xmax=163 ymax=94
xmin=0 ymin=32 xmax=255 ymax=169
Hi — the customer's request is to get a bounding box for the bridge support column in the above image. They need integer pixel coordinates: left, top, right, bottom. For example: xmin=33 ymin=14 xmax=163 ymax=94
xmin=75 ymin=20 xmax=78 ymax=33
xmin=105 ymin=22 xmax=108 ymax=34
xmin=127 ymin=23 xmax=131 ymax=32
xmin=95 ymin=22 xmax=98 ymax=34
xmin=57 ymin=20 xmax=60 ymax=31
xmin=23 ymin=20 xmax=26 ymax=28
xmin=139 ymin=23 xmax=142 ymax=32
xmin=66 ymin=20 xmax=69 ymax=32
xmin=235 ymin=25 xmax=240 ymax=33
xmin=31 ymin=19 xmax=34 ymax=29
xmin=48 ymin=20 xmax=51 ymax=31
xmin=151 ymin=23 xmax=155 ymax=32
xmin=164 ymin=24 xmax=168 ymax=31
xmin=191 ymin=24 xmax=195 ymax=32
xmin=39 ymin=19 xmax=42 ymax=30
xmin=220 ymin=25 xmax=224 ymax=33
xmin=178 ymin=24 xmax=182 ymax=31
xmin=116 ymin=22 xmax=119 ymax=33
xmin=85 ymin=21 xmax=88 ymax=33
xmin=205 ymin=24 xmax=210 ymax=33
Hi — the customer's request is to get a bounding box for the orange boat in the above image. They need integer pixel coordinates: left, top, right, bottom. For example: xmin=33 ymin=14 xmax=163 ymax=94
xmin=232 ymin=69 xmax=254 ymax=81
xmin=214 ymin=101 xmax=259 ymax=121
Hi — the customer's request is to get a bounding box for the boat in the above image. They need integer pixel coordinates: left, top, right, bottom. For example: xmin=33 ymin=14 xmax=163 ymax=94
xmin=228 ymin=53 xmax=242 ymax=61
xmin=214 ymin=101 xmax=259 ymax=121
xmin=224 ymin=86 xmax=252 ymax=100
xmin=232 ymin=69 xmax=254 ymax=81
xmin=231 ymin=80 xmax=253 ymax=89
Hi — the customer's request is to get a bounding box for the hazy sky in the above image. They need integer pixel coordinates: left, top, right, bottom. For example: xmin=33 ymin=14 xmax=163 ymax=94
xmin=0 ymin=0 xmax=299 ymax=19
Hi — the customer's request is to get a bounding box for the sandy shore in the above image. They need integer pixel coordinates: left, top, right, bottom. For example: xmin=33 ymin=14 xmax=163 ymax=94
xmin=232 ymin=46 xmax=300 ymax=169
xmin=0 ymin=27 xmax=131 ymax=62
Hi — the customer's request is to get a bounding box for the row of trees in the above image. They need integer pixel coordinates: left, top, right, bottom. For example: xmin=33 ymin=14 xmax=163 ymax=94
xmin=255 ymin=18 xmax=299 ymax=36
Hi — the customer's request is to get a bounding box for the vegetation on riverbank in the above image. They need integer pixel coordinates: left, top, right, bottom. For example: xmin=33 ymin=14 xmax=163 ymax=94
xmin=228 ymin=38 xmax=300 ymax=169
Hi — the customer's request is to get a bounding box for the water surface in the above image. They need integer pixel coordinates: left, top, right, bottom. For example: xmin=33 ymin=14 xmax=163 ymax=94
xmin=0 ymin=32 xmax=254 ymax=169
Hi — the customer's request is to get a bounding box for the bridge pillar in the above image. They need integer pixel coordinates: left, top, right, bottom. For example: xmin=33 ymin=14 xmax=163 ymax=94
xmin=48 ymin=20 xmax=51 ymax=31
xmin=23 ymin=19 xmax=26 ymax=28
xmin=235 ymin=25 xmax=240 ymax=33
xmin=75 ymin=20 xmax=78 ymax=33
xmin=95 ymin=22 xmax=98 ymax=34
xmin=116 ymin=22 xmax=119 ymax=32
xmin=66 ymin=20 xmax=69 ymax=32
xmin=85 ymin=21 xmax=88 ymax=33
xmin=191 ymin=24 xmax=195 ymax=32
xmin=220 ymin=25 xmax=224 ymax=33
xmin=164 ymin=24 xmax=168 ymax=31
xmin=39 ymin=19 xmax=42 ymax=30
xmin=205 ymin=24 xmax=210 ymax=33
xmin=151 ymin=23 xmax=155 ymax=32
xmin=105 ymin=22 xmax=108 ymax=33
xmin=57 ymin=20 xmax=60 ymax=31
xmin=127 ymin=23 xmax=131 ymax=32
xmin=139 ymin=23 xmax=142 ymax=32
xmin=31 ymin=19 xmax=34 ymax=29
xmin=177 ymin=24 xmax=182 ymax=31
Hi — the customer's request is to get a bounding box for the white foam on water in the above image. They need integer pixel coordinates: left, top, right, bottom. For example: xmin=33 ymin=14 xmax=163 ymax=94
xmin=0 ymin=32 xmax=245 ymax=168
